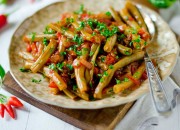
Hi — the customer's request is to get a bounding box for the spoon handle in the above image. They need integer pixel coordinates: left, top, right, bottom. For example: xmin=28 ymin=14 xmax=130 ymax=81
xmin=144 ymin=52 xmax=171 ymax=113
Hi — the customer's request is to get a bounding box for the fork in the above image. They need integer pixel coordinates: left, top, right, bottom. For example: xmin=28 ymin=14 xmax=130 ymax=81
xmin=138 ymin=6 xmax=172 ymax=113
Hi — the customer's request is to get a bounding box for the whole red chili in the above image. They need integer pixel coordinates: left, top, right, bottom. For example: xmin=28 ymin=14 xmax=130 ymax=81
xmin=0 ymin=104 xmax=5 ymax=118
xmin=5 ymin=104 xmax=15 ymax=119
xmin=8 ymin=96 xmax=23 ymax=108
xmin=0 ymin=14 xmax=7 ymax=29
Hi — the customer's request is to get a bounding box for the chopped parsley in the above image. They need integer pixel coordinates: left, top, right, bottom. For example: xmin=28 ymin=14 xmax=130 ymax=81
xmin=101 ymin=57 xmax=105 ymax=62
xmin=144 ymin=41 xmax=147 ymax=46
xmin=73 ymin=34 xmax=83 ymax=46
xmin=105 ymin=11 xmax=111 ymax=16
xmin=92 ymin=32 xmax=96 ymax=36
xmin=133 ymin=35 xmax=141 ymax=43
xmin=31 ymin=32 xmax=36 ymax=42
xmin=78 ymin=21 xmax=85 ymax=30
xmin=74 ymin=4 xmax=84 ymax=14
xmin=66 ymin=64 xmax=73 ymax=71
xmin=100 ymin=78 xmax=104 ymax=83
xmin=19 ymin=68 xmax=30 ymax=72
xmin=44 ymin=26 xmax=55 ymax=34
xmin=66 ymin=18 xmax=74 ymax=23
xmin=43 ymin=37 xmax=48 ymax=46
xmin=89 ymin=81 xmax=93 ymax=88
xmin=48 ymin=64 xmax=57 ymax=71
xmin=97 ymin=73 xmax=102 ymax=77
xmin=60 ymin=51 xmax=67 ymax=56
xmin=109 ymin=65 xmax=114 ymax=69
xmin=115 ymin=78 xmax=121 ymax=84
xmin=76 ymin=50 xmax=82 ymax=56
xmin=117 ymin=34 xmax=126 ymax=41
xmin=124 ymin=78 xmax=129 ymax=82
xmin=136 ymin=44 xmax=141 ymax=49
xmin=57 ymin=62 xmax=64 ymax=71
xmin=82 ymin=48 xmax=89 ymax=55
xmin=73 ymin=85 xmax=78 ymax=91
xmin=31 ymin=78 xmax=41 ymax=83
xmin=86 ymin=19 xmax=98 ymax=29
xmin=131 ymin=29 xmax=137 ymax=34
xmin=115 ymin=55 xmax=119 ymax=59
xmin=103 ymin=71 xmax=108 ymax=76
xmin=89 ymin=51 xmax=94 ymax=57
xmin=124 ymin=51 xmax=131 ymax=55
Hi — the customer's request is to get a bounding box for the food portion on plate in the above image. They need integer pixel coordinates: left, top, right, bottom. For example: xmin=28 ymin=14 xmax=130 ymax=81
xmin=19 ymin=1 xmax=151 ymax=101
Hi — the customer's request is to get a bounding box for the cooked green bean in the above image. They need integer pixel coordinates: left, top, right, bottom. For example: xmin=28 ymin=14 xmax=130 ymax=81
xmin=23 ymin=34 xmax=56 ymax=42
xmin=74 ymin=44 xmax=90 ymax=92
xmin=97 ymin=61 xmax=108 ymax=70
xmin=117 ymin=44 xmax=132 ymax=55
xmin=125 ymin=1 xmax=148 ymax=31
xmin=31 ymin=39 xmax=58 ymax=73
xmin=49 ymin=23 xmax=75 ymax=38
xmin=58 ymin=36 xmax=66 ymax=62
xmin=74 ymin=89 xmax=89 ymax=101
xmin=104 ymin=34 xmax=117 ymax=52
xmin=94 ymin=51 xmax=145 ymax=99
xmin=113 ymin=62 xmax=145 ymax=93
xmin=119 ymin=8 xmax=140 ymax=30
xmin=19 ymin=51 xmax=35 ymax=61
xmin=108 ymin=6 xmax=123 ymax=23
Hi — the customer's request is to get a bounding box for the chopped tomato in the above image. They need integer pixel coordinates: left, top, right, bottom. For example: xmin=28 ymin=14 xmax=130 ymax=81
xmin=138 ymin=28 xmax=150 ymax=41
xmin=128 ymin=17 xmax=134 ymax=21
xmin=94 ymin=67 xmax=99 ymax=75
xmin=56 ymin=32 xmax=61 ymax=42
xmin=98 ymin=18 xmax=112 ymax=26
xmin=141 ymin=71 xmax=148 ymax=80
xmin=118 ymin=25 xmax=126 ymax=33
xmin=31 ymin=42 xmax=38 ymax=54
xmin=50 ymin=54 xmax=60 ymax=63
xmin=49 ymin=81 xmax=58 ymax=88
xmin=81 ymin=13 xmax=89 ymax=20
xmin=26 ymin=43 xmax=32 ymax=52
xmin=127 ymin=75 xmax=140 ymax=85
xmin=105 ymin=53 xmax=116 ymax=65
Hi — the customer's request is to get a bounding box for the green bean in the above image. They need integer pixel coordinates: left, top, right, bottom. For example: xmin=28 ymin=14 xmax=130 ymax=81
xmin=18 ymin=51 xmax=35 ymax=61
xmin=31 ymin=39 xmax=58 ymax=73
xmin=74 ymin=89 xmax=89 ymax=101
xmin=104 ymin=34 xmax=117 ymax=52
xmin=108 ymin=6 xmax=123 ymax=23
xmin=94 ymin=51 xmax=145 ymax=99
xmin=114 ymin=62 xmax=145 ymax=93
xmin=49 ymin=23 xmax=75 ymax=38
xmin=23 ymin=34 xmax=56 ymax=42
xmin=117 ymin=44 xmax=132 ymax=55
xmin=97 ymin=61 xmax=108 ymax=70
xmin=58 ymin=36 xmax=66 ymax=62
xmin=119 ymin=8 xmax=140 ymax=30
xmin=125 ymin=1 xmax=148 ymax=31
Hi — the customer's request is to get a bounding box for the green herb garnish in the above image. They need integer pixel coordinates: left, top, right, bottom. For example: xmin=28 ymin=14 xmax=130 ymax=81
xmin=60 ymin=51 xmax=67 ymax=56
xmin=115 ymin=78 xmax=121 ymax=84
xmin=124 ymin=78 xmax=129 ymax=82
xmin=43 ymin=37 xmax=48 ymax=46
xmin=109 ymin=65 xmax=114 ymax=69
xmin=105 ymin=11 xmax=111 ymax=16
xmin=48 ymin=64 xmax=57 ymax=71
xmin=31 ymin=32 xmax=36 ymax=42
xmin=31 ymin=78 xmax=41 ymax=83
xmin=73 ymin=34 xmax=83 ymax=46
xmin=57 ymin=62 xmax=64 ymax=71
xmin=89 ymin=51 xmax=94 ymax=57
xmin=66 ymin=64 xmax=73 ymax=71
xmin=73 ymin=85 xmax=78 ymax=91
xmin=19 ymin=68 xmax=30 ymax=72
xmin=74 ymin=4 xmax=84 ymax=14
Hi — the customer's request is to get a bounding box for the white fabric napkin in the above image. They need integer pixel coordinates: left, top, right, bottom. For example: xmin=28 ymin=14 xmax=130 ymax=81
xmin=0 ymin=1 xmax=180 ymax=130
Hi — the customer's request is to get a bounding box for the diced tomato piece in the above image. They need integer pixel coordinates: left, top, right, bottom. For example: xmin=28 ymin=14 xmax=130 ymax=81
xmin=50 ymin=54 xmax=60 ymax=63
xmin=49 ymin=81 xmax=58 ymax=88
xmin=128 ymin=17 xmax=134 ymax=21
xmin=81 ymin=13 xmax=89 ymax=20
xmin=118 ymin=25 xmax=126 ymax=33
xmin=141 ymin=71 xmax=148 ymax=80
xmin=31 ymin=42 xmax=38 ymax=54
xmin=138 ymin=28 xmax=150 ymax=41
xmin=105 ymin=53 xmax=116 ymax=65
xmin=26 ymin=43 xmax=32 ymax=52
xmin=94 ymin=67 xmax=99 ymax=75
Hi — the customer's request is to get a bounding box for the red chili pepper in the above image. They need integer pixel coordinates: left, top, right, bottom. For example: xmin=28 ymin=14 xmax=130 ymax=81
xmin=5 ymin=104 xmax=15 ymax=119
xmin=8 ymin=96 xmax=23 ymax=108
xmin=0 ymin=104 xmax=5 ymax=118
xmin=127 ymin=75 xmax=141 ymax=86
xmin=0 ymin=14 xmax=7 ymax=29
